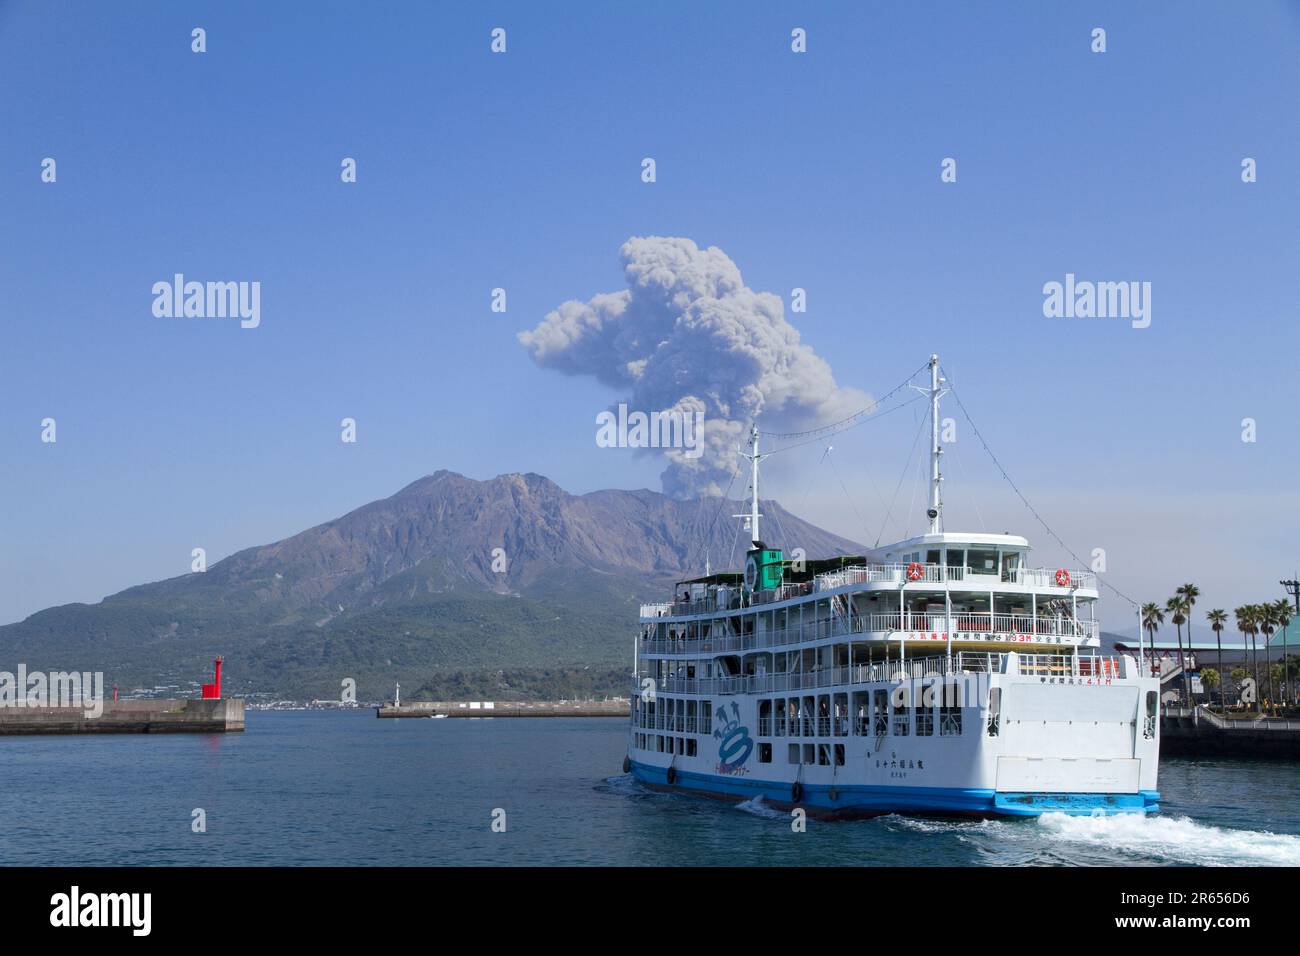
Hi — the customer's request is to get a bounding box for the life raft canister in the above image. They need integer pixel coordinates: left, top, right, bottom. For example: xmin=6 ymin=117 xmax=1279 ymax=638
xmin=1054 ymin=568 xmax=1071 ymax=587
xmin=907 ymin=562 xmax=924 ymax=581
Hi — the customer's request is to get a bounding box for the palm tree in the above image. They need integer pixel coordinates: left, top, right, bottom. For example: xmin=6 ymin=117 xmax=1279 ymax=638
xmin=1141 ymin=602 xmax=1164 ymax=679
xmin=1260 ymin=604 xmax=1279 ymax=711
xmin=1235 ymin=604 xmax=1259 ymax=714
xmin=1272 ymin=599 xmax=1293 ymax=709
xmin=1166 ymin=596 xmax=1191 ymax=703
xmin=1207 ymin=609 xmax=1228 ymax=710
xmin=1177 ymin=582 xmax=1200 ymax=670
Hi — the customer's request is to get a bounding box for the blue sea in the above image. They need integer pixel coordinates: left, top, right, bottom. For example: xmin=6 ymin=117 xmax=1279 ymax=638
xmin=1 ymin=712 xmax=1297 ymax=866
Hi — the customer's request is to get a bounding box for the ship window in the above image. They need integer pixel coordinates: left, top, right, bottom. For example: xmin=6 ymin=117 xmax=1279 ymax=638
xmin=759 ymin=743 xmax=772 ymax=763
xmin=968 ymin=549 xmax=997 ymax=575
xmin=852 ymin=691 xmax=870 ymax=735
xmin=892 ymin=685 xmax=910 ymax=736
xmin=872 ymin=689 xmax=889 ymax=736
xmin=788 ymin=744 xmax=801 ymax=765
xmin=915 ymin=682 xmax=934 ymax=736
xmin=945 ymin=549 xmax=964 ymax=568
xmin=804 ymin=744 xmax=815 ymax=765
xmin=818 ymin=744 xmax=830 ymax=766
xmin=834 ymin=744 xmax=845 ymax=766
xmin=987 ymin=687 xmax=1001 ymax=737
xmin=926 ymin=549 xmax=941 ymax=565
xmin=940 ymin=682 xmax=963 ymax=735
xmin=686 ymin=739 xmax=696 ymax=757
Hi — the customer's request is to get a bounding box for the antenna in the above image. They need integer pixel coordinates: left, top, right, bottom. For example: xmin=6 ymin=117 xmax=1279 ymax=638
xmin=1283 ymin=576 xmax=1300 ymax=614
xmin=734 ymin=423 xmax=765 ymax=548
xmin=909 ymin=354 xmax=949 ymax=534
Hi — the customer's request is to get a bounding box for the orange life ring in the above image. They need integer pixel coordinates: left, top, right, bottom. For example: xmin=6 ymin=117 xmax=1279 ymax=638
xmin=907 ymin=562 xmax=924 ymax=581
xmin=1054 ymin=568 xmax=1071 ymax=587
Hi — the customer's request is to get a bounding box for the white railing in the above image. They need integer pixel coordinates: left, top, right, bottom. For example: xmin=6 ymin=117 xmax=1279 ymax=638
xmin=635 ymin=652 xmax=1013 ymax=696
xmin=639 ymin=612 xmax=1098 ymax=655
xmin=645 ymin=563 xmax=1099 ymax=620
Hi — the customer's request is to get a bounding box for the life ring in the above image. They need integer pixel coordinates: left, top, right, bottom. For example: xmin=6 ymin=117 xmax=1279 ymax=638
xmin=623 ymin=755 xmax=631 ymax=774
xmin=1054 ymin=568 xmax=1071 ymax=587
xmin=907 ymin=562 xmax=924 ymax=582
xmin=666 ymin=766 xmax=677 ymax=785
xmin=791 ymin=781 xmax=803 ymax=802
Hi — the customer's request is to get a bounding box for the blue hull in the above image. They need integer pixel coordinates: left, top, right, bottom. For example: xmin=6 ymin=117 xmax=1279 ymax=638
xmin=630 ymin=760 xmax=1159 ymax=818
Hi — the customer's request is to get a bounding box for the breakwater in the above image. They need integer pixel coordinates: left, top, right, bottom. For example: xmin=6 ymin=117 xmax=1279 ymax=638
xmin=0 ymin=698 xmax=245 ymax=735
xmin=377 ymin=699 xmax=628 ymax=718
xmin=1162 ymin=706 xmax=1300 ymax=759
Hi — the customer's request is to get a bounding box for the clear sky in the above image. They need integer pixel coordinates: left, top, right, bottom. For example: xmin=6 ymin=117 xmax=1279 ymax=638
xmin=2 ymin=1 xmax=1298 ymax=632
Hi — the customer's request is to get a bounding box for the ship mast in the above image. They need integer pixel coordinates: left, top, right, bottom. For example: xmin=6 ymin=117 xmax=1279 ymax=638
xmin=913 ymin=354 xmax=949 ymax=535
xmin=735 ymin=423 xmax=765 ymax=548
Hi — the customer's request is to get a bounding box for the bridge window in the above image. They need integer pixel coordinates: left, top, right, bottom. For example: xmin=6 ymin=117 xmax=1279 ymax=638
xmin=968 ymin=549 xmax=997 ymax=575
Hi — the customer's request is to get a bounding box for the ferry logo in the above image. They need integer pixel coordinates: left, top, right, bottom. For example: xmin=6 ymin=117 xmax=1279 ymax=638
xmin=713 ymin=700 xmax=753 ymax=774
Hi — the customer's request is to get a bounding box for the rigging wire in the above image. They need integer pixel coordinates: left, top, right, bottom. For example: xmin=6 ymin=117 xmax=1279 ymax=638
xmin=949 ymin=440 xmax=987 ymax=532
xmin=763 ymin=393 xmax=928 ymax=456
xmin=874 ymin=403 xmax=931 ymax=547
xmin=824 ymin=446 xmax=873 ymax=552
xmin=756 ymin=362 xmax=930 ymax=444
xmin=690 ymin=467 xmax=739 ymax=575
xmin=941 ymin=364 xmax=1138 ymax=608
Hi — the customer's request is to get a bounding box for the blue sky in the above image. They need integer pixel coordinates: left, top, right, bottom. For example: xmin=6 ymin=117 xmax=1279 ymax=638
xmin=2 ymin=1 xmax=1298 ymax=631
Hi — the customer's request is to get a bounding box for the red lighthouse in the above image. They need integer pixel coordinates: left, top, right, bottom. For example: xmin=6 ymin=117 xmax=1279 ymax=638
xmin=201 ymin=656 xmax=223 ymax=699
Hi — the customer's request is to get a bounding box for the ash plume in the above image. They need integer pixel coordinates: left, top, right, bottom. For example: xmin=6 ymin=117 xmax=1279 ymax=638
xmin=519 ymin=236 xmax=871 ymax=498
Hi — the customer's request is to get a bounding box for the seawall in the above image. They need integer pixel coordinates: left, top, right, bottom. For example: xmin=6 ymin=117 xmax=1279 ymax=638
xmin=0 ymin=698 xmax=245 ymax=735
xmin=1161 ymin=706 xmax=1300 ymax=759
xmin=377 ymin=699 xmax=629 ymax=718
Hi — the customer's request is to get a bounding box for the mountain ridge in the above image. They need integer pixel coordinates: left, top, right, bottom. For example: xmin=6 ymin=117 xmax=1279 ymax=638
xmin=0 ymin=470 xmax=861 ymax=700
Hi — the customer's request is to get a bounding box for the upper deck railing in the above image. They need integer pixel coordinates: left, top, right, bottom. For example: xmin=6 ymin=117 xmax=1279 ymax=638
xmin=638 ymin=611 xmax=1099 ymax=656
xmin=640 ymin=563 xmax=1098 ymax=620
xmin=631 ymin=651 xmax=1125 ymax=698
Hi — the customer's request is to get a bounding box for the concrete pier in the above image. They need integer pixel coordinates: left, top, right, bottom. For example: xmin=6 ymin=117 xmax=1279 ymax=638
xmin=0 ymin=698 xmax=245 ymax=735
xmin=1161 ymin=706 xmax=1300 ymax=759
xmin=377 ymin=699 xmax=628 ymax=719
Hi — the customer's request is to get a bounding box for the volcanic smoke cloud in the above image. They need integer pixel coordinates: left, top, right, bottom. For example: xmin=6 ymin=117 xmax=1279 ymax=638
xmin=519 ymin=237 xmax=871 ymax=499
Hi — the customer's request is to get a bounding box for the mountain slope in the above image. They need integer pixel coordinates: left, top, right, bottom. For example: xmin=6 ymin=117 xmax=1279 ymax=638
xmin=0 ymin=471 xmax=860 ymax=700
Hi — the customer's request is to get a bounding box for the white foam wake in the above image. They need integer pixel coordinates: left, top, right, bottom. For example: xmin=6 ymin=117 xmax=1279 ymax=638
xmin=735 ymin=795 xmax=785 ymax=819
xmin=1036 ymin=812 xmax=1300 ymax=867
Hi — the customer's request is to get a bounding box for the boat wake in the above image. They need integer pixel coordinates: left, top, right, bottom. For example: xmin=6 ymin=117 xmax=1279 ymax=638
xmin=734 ymin=795 xmax=784 ymax=819
xmin=1035 ymin=812 xmax=1300 ymax=867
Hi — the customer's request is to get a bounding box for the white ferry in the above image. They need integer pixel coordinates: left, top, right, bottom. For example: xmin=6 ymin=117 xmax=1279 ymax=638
xmin=626 ymin=356 xmax=1160 ymax=817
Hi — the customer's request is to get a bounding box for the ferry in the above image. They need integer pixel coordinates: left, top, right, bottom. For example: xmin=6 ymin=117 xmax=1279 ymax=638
xmin=625 ymin=356 xmax=1160 ymax=817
